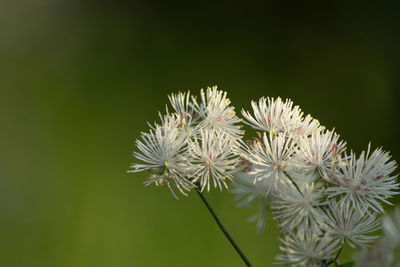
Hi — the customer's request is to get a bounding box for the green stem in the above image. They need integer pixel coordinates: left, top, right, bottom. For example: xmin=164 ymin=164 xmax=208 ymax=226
xmin=195 ymin=188 xmax=253 ymax=267
xmin=334 ymin=242 xmax=344 ymax=264
xmin=326 ymin=239 xmax=345 ymax=266
xmin=284 ymin=171 xmax=304 ymax=197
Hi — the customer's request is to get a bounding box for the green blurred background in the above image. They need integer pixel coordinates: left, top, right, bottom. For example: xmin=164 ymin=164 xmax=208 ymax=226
xmin=1 ymin=1 xmax=399 ymax=266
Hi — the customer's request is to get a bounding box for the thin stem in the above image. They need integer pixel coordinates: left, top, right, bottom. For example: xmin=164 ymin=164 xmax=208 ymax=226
xmin=326 ymin=239 xmax=345 ymax=266
xmin=195 ymin=188 xmax=253 ymax=267
xmin=283 ymin=171 xmax=304 ymax=197
xmin=334 ymin=242 xmax=345 ymax=264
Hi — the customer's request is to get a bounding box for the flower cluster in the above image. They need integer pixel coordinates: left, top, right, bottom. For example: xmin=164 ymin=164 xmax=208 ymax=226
xmin=130 ymin=87 xmax=398 ymax=266
xmin=129 ymin=86 xmax=244 ymax=197
xmin=233 ymin=96 xmax=398 ymax=266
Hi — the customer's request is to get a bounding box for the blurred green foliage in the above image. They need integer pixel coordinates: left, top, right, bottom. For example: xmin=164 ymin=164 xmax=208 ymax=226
xmin=0 ymin=0 xmax=399 ymax=266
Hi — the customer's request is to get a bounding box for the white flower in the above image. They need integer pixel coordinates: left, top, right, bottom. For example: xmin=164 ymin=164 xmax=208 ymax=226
xmin=232 ymin=169 xmax=271 ymax=232
xmin=167 ymin=90 xmax=199 ymax=127
xmin=187 ymin=128 xmax=240 ymax=192
xmin=296 ymin=129 xmax=346 ymax=177
xmin=239 ymin=132 xmax=296 ymax=195
xmin=326 ymin=145 xmax=398 ymax=213
xmin=242 ymin=97 xmax=303 ymax=134
xmin=275 ymin=226 xmax=339 ymax=266
xmin=289 ymin=114 xmax=321 ymax=138
xmin=323 ymin=200 xmax=380 ymax=248
xmin=129 ymin=115 xmax=194 ymax=197
xmin=192 ymin=86 xmax=243 ymax=137
xmin=272 ymin=181 xmax=326 ymax=231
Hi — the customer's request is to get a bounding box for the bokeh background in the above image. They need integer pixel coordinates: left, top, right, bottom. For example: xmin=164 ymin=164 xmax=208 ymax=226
xmin=1 ymin=0 xmax=399 ymax=266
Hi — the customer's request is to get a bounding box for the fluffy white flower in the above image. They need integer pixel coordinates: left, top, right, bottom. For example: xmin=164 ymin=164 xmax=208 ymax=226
xmin=241 ymin=97 xmax=302 ymax=134
xmin=289 ymin=114 xmax=321 ymax=138
xmin=323 ymin=200 xmax=380 ymax=248
xmin=296 ymin=129 xmax=346 ymax=177
xmin=326 ymin=145 xmax=398 ymax=213
xmin=129 ymin=115 xmax=194 ymax=197
xmin=239 ymin=132 xmax=296 ymax=195
xmin=167 ymin=90 xmax=198 ymax=127
xmin=275 ymin=226 xmax=339 ymax=266
xmin=187 ymin=129 xmax=240 ymax=192
xmin=272 ymin=181 xmax=326 ymax=231
xmin=232 ymin=169 xmax=271 ymax=232
xmin=192 ymin=86 xmax=243 ymax=137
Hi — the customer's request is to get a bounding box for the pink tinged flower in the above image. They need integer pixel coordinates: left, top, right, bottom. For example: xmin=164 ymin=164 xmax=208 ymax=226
xmin=238 ymin=132 xmax=297 ymax=195
xmin=241 ymin=97 xmax=302 ymax=134
xmin=187 ymin=129 xmax=240 ymax=192
xmin=326 ymin=144 xmax=399 ymax=213
xmin=296 ymin=129 xmax=346 ymax=178
xmin=192 ymin=86 xmax=243 ymax=137
xmin=323 ymin=200 xmax=381 ymax=248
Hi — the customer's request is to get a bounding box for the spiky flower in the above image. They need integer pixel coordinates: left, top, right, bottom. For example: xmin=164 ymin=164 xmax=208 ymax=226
xmin=296 ymin=129 xmax=346 ymax=177
xmin=167 ymin=90 xmax=198 ymax=127
xmin=187 ymin=129 xmax=240 ymax=191
xmin=241 ymin=97 xmax=302 ymax=134
xmin=131 ymin=86 xmax=244 ymax=197
xmin=323 ymin=200 xmax=380 ymax=248
xmin=275 ymin=226 xmax=339 ymax=266
xmin=239 ymin=132 xmax=296 ymax=195
xmin=272 ymin=181 xmax=326 ymax=231
xmin=326 ymin=145 xmax=398 ymax=213
xmin=193 ymin=86 xmax=243 ymax=137
xmin=129 ymin=115 xmax=194 ymax=197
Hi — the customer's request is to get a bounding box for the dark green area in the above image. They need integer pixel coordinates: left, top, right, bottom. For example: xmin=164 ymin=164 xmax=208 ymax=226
xmin=1 ymin=1 xmax=399 ymax=266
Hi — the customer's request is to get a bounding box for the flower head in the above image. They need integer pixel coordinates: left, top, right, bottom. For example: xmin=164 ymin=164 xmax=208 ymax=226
xmin=239 ymin=132 xmax=296 ymax=195
xmin=296 ymin=129 xmax=346 ymax=177
xmin=193 ymin=86 xmax=243 ymax=137
xmin=326 ymin=144 xmax=398 ymax=213
xmin=129 ymin=115 xmax=194 ymax=197
xmin=187 ymin=128 xmax=240 ymax=192
xmin=323 ymin=200 xmax=380 ymax=248
xmin=272 ymin=181 xmax=326 ymax=231
xmin=275 ymin=226 xmax=339 ymax=266
xmin=242 ymin=97 xmax=302 ymax=134
xmin=167 ymin=90 xmax=198 ymax=127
